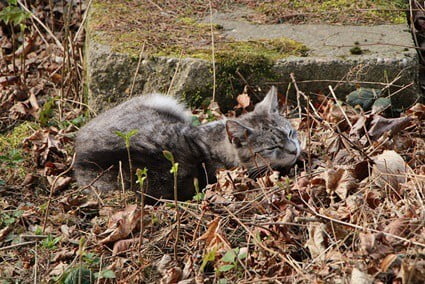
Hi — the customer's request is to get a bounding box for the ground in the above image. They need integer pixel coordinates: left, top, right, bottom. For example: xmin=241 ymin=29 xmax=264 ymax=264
xmin=0 ymin=1 xmax=424 ymax=283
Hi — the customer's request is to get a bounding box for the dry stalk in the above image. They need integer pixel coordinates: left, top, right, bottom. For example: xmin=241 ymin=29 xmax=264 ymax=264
xmin=17 ymin=1 xmax=64 ymax=50
xmin=290 ymin=73 xmax=313 ymax=173
xmin=167 ymin=50 xmax=184 ymax=96
xmin=328 ymin=85 xmax=353 ymax=128
xmin=209 ymin=0 xmax=216 ymax=102
xmin=130 ymin=45 xmax=145 ymax=97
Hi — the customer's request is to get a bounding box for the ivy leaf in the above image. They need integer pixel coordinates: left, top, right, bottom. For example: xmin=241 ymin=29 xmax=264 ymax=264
xmin=221 ymin=249 xmax=236 ymax=263
xmin=218 ymin=264 xmax=235 ymax=272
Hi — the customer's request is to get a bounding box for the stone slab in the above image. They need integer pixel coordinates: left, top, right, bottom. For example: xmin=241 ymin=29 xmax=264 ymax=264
xmin=85 ymin=4 xmax=421 ymax=113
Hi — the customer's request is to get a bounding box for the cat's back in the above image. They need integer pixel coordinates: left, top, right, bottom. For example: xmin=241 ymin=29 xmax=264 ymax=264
xmin=76 ymin=94 xmax=191 ymax=150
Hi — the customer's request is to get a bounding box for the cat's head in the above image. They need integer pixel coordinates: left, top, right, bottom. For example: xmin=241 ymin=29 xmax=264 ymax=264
xmin=226 ymin=86 xmax=301 ymax=174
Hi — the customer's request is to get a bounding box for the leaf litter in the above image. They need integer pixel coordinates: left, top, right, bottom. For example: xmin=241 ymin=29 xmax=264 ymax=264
xmin=0 ymin=1 xmax=425 ymax=283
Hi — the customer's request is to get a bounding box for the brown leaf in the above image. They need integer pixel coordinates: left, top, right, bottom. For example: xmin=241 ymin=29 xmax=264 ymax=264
xmin=47 ymin=176 xmax=72 ymax=193
xmin=197 ymin=217 xmax=230 ymax=252
xmin=235 ymin=93 xmax=251 ymax=109
xmin=350 ymin=268 xmax=374 ymax=284
xmin=112 ymin=238 xmax=138 ymax=256
xmin=383 ymin=218 xmax=409 ymax=244
xmin=0 ymin=76 xmax=19 ymax=87
xmin=0 ymin=225 xmax=12 ymax=242
xmin=305 ymin=223 xmax=327 ymax=260
xmin=3 ymin=35 xmax=36 ymax=61
xmin=359 ymin=232 xmax=376 ymax=254
xmin=325 ymin=168 xmax=357 ymax=200
xmin=99 ymin=205 xmax=141 ymax=244
xmin=399 ymin=260 xmax=425 ymax=284
xmin=368 ymin=115 xmax=412 ymax=140
xmin=380 ymin=254 xmax=400 ymax=272
xmin=372 ymin=150 xmax=410 ymax=191
xmin=405 ymin=103 xmax=425 ymax=120
xmin=160 ymin=267 xmax=182 ymax=284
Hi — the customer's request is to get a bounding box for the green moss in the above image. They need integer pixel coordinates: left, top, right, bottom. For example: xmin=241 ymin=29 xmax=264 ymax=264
xmin=0 ymin=122 xmax=39 ymax=179
xmin=0 ymin=122 xmax=38 ymax=153
xmin=255 ymin=0 xmax=407 ymax=24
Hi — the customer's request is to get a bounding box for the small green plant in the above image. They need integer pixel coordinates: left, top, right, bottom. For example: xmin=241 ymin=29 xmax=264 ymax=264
xmin=82 ymin=252 xmax=100 ymax=265
xmin=217 ymin=247 xmax=247 ymax=273
xmin=163 ymin=150 xmax=180 ymax=260
xmin=41 ymin=235 xmax=61 ymax=250
xmin=0 ymin=0 xmax=30 ymax=31
xmin=0 ymin=149 xmax=24 ymax=168
xmin=94 ymin=269 xmax=116 ymax=280
xmin=192 ymin=177 xmax=205 ymax=202
xmin=200 ymin=247 xmax=217 ymax=272
xmin=136 ymin=167 xmax=148 ymax=189
xmin=0 ymin=209 xmax=23 ymax=227
xmin=115 ymin=129 xmax=138 ymax=191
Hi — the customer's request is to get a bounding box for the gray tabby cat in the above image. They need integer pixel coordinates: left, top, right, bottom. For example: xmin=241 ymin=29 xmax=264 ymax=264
xmin=74 ymin=86 xmax=300 ymax=203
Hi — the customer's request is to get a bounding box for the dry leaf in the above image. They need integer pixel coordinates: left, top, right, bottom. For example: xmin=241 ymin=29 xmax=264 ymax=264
xmin=368 ymin=115 xmax=412 ymax=140
xmin=383 ymin=218 xmax=409 ymax=244
xmin=160 ymin=267 xmax=182 ymax=284
xmin=399 ymin=260 xmax=425 ymax=284
xmin=49 ymin=262 xmax=69 ymax=277
xmin=235 ymin=93 xmax=251 ymax=109
xmin=372 ymin=150 xmax=410 ymax=191
xmin=197 ymin=217 xmax=230 ymax=252
xmin=305 ymin=223 xmax=327 ymax=260
xmin=350 ymin=268 xmax=374 ymax=284
xmin=112 ymin=238 xmax=138 ymax=256
xmin=380 ymin=254 xmax=400 ymax=272
xmin=325 ymin=168 xmax=357 ymax=200
xmin=359 ymin=232 xmax=376 ymax=254
xmin=99 ymin=205 xmax=141 ymax=244
xmin=0 ymin=225 xmax=12 ymax=242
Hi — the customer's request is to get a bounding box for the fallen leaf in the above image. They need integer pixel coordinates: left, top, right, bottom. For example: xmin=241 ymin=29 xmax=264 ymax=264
xmin=235 ymin=93 xmax=251 ymax=109
xmin=160 ymin=267 xmax=182 ymax=284
xmin=399 ymin=260 xmax=425 ymax=284
xmin=112 ymin=238 xmax=138 ymax=256
xmin=368 ymin=115 xmax=412 ymax=140
xmin=372 ymin=150 xmax=410 ymax=191
xmin=383 ymin=218 xmax=409 ymax=244
xmin=350 ymin=268 xmax=374 ymax=284
xmin=0 ymin=225 xmax=12 ymax=242
xmin=197 ymin=217 xmax=230 ymax=252
xmin=359 ymin=232 xmax=376 ymax=254
xmin=99 ymin=205 xmax=141 ymax=244
xmin=305 ymin=223 xmax=327 ymax=260
xmin=325 ymin=168 xmax=357 ymax=200
xmin=380 ymin=254 xmax=400 ymax=272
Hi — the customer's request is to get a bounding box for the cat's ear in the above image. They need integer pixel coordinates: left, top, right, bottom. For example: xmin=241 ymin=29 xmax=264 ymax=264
xmin=254 ymin=86 xmax=279 ymax=114
xmin=226 ymin=120 xmax=252 ymax=147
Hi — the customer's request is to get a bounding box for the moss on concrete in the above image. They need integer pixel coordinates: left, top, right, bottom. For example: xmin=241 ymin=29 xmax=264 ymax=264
xmin=253 ymin=0 xmax=407 ymax=24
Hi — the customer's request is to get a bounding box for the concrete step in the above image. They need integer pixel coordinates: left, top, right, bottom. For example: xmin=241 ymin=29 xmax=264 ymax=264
xmin=85 ymin=1 xmax=420 ymax=112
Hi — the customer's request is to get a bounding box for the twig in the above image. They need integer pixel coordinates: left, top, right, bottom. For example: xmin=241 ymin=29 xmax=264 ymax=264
xmin=328 ymin=85 xmax=353 ymax=128
xmin=209 ymin=0 xmax=216 ymax=102
xmin=167 ymin=50 xmax=183 ymax=96
xmin=17 ymin=1 xmax=64 ymax=51
xmin=130 ymin=44 xmax=145 ymax=97
xmin=0 ymin=241 xmax=37 ymax=251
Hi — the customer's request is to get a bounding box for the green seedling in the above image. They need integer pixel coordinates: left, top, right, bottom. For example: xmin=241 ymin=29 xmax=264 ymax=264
xmin=115 ymin=129 xmax=138 ymax=191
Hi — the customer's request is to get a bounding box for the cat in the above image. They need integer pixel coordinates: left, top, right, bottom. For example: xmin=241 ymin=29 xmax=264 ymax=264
xmin=74 ymin=86 xmax=301 ymax=203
